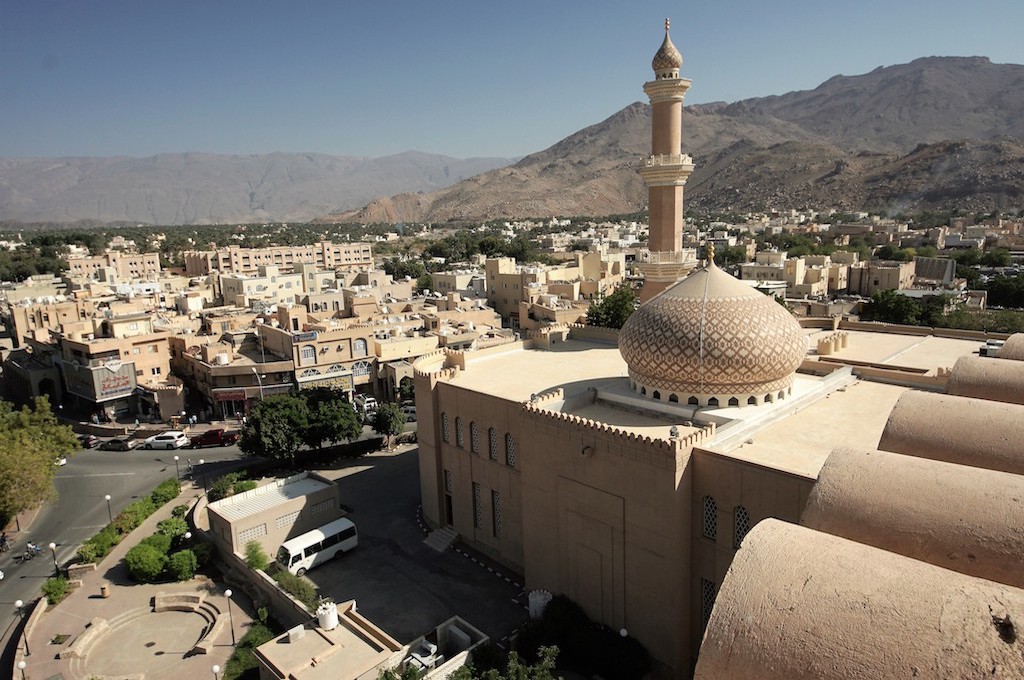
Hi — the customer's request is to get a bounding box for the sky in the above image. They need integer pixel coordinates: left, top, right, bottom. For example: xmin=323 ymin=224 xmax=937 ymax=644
xmin=2 ymin=1 xmax=1022 ymax=160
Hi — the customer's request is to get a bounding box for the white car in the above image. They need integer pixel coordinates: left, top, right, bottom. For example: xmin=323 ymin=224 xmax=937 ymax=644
xmin=143 ymin=431 xmax=190 ymax=450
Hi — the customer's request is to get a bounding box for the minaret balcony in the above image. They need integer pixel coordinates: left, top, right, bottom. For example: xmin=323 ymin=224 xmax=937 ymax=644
xmin=639 ymin=155 xmax=695 ymax=186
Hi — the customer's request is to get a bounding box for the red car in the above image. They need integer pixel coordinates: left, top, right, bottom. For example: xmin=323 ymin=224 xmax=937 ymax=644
xmin=190 ymin=429 xmax=240 ymax=448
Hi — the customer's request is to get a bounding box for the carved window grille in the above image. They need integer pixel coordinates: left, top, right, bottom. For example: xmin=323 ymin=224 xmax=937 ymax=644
xmin=275 ymin=511 xmax=300 ymax=530
xmin=702 ymin=496 xmax=718 ymax=541
xmin=505 ymin=433 xmax=516 ymax=468
xmin=472 ymin=483 xmax=482 ymax=529
xmin=311 ymin=499 xmax=335 ymax=519
xmin=488 ymin=428 xmax=498 ymax=460
xmin=441 ymin=412 xmax=450 ymax=443
xmin=470 ymin=422 xmax=479 ymax=453
xmin=492 ymin=490 xmax=502 ymax=538
xmin=734 ymin=506 xmax=751 ymax=549
xmin=238 ymin=523 xmax=267 ymax=544
xmin=456 ymin=417 xmax=465 ymax=448
xmin=443 ymin=469 xmax=452 ymax=493
xmin=700 ymin=578 xmax=717 ymax=631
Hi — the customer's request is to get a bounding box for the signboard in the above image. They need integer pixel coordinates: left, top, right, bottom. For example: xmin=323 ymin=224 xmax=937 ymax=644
xmin=299 ymin=374 xmax=354 ymax=392
xmin=62 ymin=360 xmax=137 ymax=403
xmin=294 ymin=331 xmax=318 ymax=342
xmin=213 ymin=389 xmax=247 ymax=402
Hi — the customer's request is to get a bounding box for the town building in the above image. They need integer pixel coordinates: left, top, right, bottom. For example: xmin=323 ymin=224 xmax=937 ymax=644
xmin=182 ymin=241 xmax=373 ymax=276
xmin=66 ymin=251 xmax=161 ymax=280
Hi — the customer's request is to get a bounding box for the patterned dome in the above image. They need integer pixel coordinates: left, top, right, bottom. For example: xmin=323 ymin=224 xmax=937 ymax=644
xmin=652 ymin=23 xmax=682 ymax=74
xmin=619 ymin=260 xmax=806 ymax=405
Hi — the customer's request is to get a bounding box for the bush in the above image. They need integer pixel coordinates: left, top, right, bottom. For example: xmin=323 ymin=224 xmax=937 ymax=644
xmin=273 ymin=570 xmax=319 ymax=610
xmin=42 ymin=576 xmax=70 ymax=605
xmin=76 ymin=543 xmax=98 ymax=564
xmin=222 ymin=622 xmax=275 ymax=680
xmin=192 ymin=541 xmax=214 ymax=567
xmin=78 ymin=526 xmax=121 ymax=563
xmin=150 ymin=478 xmax=181 ymax=506
xmin=234 ymin=480 xmax=257 ymax=493
xmin=125 ymin=543 xmax=168 ymax=582
xmin=244 ymin=540 xmax=270 ymax=571
xmin=141 ymin=532 xmax=173 ymax=555
xmin=157 ymin=517 xmax=189 ymax=539
xmin=171 ymin=503 xmax=189 ymax=518
xmin=168 ymin=549 xmax=198 ymax=581
xmin=207 ymin=477 xmax=232 ymax=502
xmin=116 ymin=497 xmax=157 ymax=533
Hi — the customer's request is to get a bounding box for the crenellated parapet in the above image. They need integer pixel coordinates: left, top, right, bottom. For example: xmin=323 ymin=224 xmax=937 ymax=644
xmin=412 ymin=348 xmax=458 ymax=380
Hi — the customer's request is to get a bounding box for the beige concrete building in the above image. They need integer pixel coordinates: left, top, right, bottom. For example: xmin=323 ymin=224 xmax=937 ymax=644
xmin=848 ymin=259 xmax=915 ymax=296
xmin=220 ymin=265 xmax=304 ymax=310
xmin=206 ymin=472 xmax=343 ymax=558
xmin=66 ymin=251 xmax=161 ymax=280
xmin=183 ymin=241 xmax=373 ymax=276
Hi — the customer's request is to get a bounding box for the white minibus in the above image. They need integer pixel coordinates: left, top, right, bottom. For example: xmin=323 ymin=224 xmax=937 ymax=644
xmin=276 ymin=517 xmax=358 ymax=576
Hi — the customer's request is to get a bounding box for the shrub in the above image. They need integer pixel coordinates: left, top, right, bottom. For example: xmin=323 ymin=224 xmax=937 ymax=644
xmin=273 ymin=570 xmax=318 ymax=611
xmin=157 ymin=517 xmax=189 ymax=539
xmin=141 ymin=532 xmax=173 ymax=555
xmin=116 ymin=497 xmax=156 ymax=533
xmin=222 ymin=622 xmax=275 ymax=680
xmin=171 ymin=503 xmax=189 ymax=518
xmin=151 ymin=478 xmax=181 ymax=505
xmin=207 ymin=477 xmax=232 ymax=502
xmin=234 ymin=480 xmax=257 ymax=493
xmin=244 ymin=540 xmax=270 ymax=571
xmin=192 ymin=541 xmax=215 ymax=567
xmin=125 ymin=543 xmax=167 ymax=582
xmin=76 ymin=543 xmax=98 ymax=564
xmin=79 ymin=526 xmax=121 ymax=563
xmin=168 ymin=549 xmax=198 ymax=581
xmin=42 ymin=576 xmax=70 ymax=605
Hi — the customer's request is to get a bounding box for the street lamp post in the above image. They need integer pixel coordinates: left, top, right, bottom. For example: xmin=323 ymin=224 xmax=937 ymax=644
xmin=212 ymin=664 xmax=221 ymax=679
xmin=14 ymin=599 xmax=29 ymax=655
xmin=17 ymin=661 xmax=26 ymax=680
xmin=224 ymin=588 xmax=236 ymax=645
xmin=174 ymin=454 xmax=180 ymax=480
xmin=104 ymin=494 xmax=113 ymax=523
xmin=198 ymin=459 xmax=207 ymax=492
xmin=251 ymin=367 xmax=265 ymax=402
xmin=48 ymin=542 xmax=58 ymax=577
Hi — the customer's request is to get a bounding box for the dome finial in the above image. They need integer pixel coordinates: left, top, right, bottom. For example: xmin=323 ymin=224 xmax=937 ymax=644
xmin=707 ymin=242 xmax=716 ymax=267
xmin=665 ymin=17 xmax=670 ymax=33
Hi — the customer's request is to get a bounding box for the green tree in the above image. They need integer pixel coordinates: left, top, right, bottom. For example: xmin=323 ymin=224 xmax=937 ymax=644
xmin=447 ymin=647 xmax=561 ymax=680
xmin=0 ymin=397 xmax=78 ymax=526
xmin=372 ymin=403 xmax=406 ymax=449
xmin=714 ymin=245 xmax=749 ymax=266
xmin=244 ymin=540 xmax=270 ymax=571
xmin=863 ymin=290 xmax=923 ymax=325
xmin=239 ymin=394 xmax=308 ymax=465
xmin=586 ymin=285 xmax=638 ymax=329
xmin=125 ymin=543 xmax=168 ymax=582
xmin=168 ymin=549 xmax=198 ymax=581
xmin=397 ymin=376 xmax=415 ymax=403
xmin=302 ymin=387 xmax=362 ymax=450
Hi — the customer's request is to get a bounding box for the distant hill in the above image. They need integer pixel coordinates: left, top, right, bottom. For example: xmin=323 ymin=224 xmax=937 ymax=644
xmin=325 ymin=56 xmax=1024 ymax=223
xmin=0 ymin=151 xmax=514 ymax=225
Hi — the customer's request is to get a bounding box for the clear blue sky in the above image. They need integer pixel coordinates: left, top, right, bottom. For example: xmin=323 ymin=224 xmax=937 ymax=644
xmin=2 ymin=0 xmax=1022 ymax=160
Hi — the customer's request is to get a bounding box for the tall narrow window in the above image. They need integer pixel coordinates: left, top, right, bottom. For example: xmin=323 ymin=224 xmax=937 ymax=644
xmin=492 ymin=490 xmax=502 ymax=538
xmin=472 ymin=483 xmax=482 ymax=529
xmin=470 ymin=422 xmax=479 ymax=453
xmin=702 ymin=496 xmax=718 ymax=541
xmin=734 ymin=506 xmax=751 ymax=549
xmin=488 ymin=428 xmax=498 ymax=460
xmin=700 ymin=578 xmax=717 ymax=631
xmin=505 ymin=433 xmax=516 ymax=468
xmin=456 ymin=417 xmax=465 ymax=448
xmin=441 ymin=412 xmax=450 ymax=443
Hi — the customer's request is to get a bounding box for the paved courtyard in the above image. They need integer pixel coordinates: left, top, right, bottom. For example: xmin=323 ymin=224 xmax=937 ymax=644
xmin=311 ymin=449 xmax=529 ymax=645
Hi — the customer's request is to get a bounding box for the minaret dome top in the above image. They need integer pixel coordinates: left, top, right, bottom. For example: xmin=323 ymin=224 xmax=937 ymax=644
xmin=652 ymin=18 xmax=682 ymax=79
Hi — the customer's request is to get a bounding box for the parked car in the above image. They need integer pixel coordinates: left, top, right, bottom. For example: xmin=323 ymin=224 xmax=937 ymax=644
xmin=54 ymin=456 xmax=67 ymax=466
xmin=78 ymin=434 xmax=100 ymax=449
xmin=402 ymin=405 xmax=417 ymax=422
xmin=99 ymin=437 xmax=140 ymax=451
xmin=143 ymin=431 xmax=190 ymax=450
xmin=190 ymin=429 xmax=240 ymax=448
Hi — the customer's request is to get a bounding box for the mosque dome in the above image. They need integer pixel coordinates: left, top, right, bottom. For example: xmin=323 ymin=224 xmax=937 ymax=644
xmin=619 ymin=257 xmax=806 ymax=407
xmin=652 ymin=21 xmax=682 ymax=77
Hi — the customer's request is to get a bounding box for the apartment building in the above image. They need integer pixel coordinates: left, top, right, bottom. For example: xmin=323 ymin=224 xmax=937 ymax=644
xmin=220 ymin=266 xmax=304 ymax=310
xmin=66 ymin=252 xmax=161 ymax=280
xmin=183 ymin=241 xmax=373 ymax=276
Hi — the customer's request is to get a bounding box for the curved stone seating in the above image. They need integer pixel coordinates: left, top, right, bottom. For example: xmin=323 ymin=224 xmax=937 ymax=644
xmin=152 ymin=591 xmax=208 ymax=612
xmin=59 ymin=617 xmax=108 ymax=660
xmin=192 ymin=613 xmax=229 ymax=655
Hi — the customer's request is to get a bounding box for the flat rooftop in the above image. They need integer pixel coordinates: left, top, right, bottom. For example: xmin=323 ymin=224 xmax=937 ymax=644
xmin=208 ymin=473 xmax=331 ymax=521
xmin=436 ymin=329 xmax=981 ymax=479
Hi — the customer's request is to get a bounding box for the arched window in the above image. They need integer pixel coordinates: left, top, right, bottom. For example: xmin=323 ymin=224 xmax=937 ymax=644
xmin=488 ymin=427 xmax=498 ymax=460
xmin=700 ymin=578 xmax=717 ymax=632
xmin=652 ymin=390 xmax=661 ymax=400
xmin=669 ymin=394 xmax=678 ymax=403
xmin=688 ymin=396 xmax=699 ymax=405
xmin=353 ymin=338 xmax=368 ymax=357
xmin=455 ymin=416 xmax=464 ymax=448
xmin=640 ymin=386 xmax=647 ymax=395
xmin=441 ymin=412 xmax=450 ymax=443
xmin=470 ymin=422 xmax=479 ymax=453
xmin=352 ymin=361 xmax=371 ymax=378
xmin=300 ymin=345 xmax=315 ymax=362
xmin=734 ymin=506 xmax=751 ymax=549
xmin=708 ymin=397 xmax=719 ymax=407
xmin=765 ymin=393 xmax=774 ymax=403
xmin=778 ymin=391 xmax=785 ymax=400
xmin=702 ymin=496 xmax=717 ymax=541
xmin=728 ymin=397 xmax=739 ymax=407
xmin=505 ymin=433 xmax=516 ymax=468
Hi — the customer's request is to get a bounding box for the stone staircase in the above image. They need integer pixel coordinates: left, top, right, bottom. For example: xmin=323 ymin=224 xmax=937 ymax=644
xmin=424 ymin=526 xmax=459 ymax=553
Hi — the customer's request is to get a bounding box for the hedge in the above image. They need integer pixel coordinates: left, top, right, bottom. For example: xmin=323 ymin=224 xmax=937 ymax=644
xmin=273 ymin=570 xmax=319 ymax=611
xmin=76 ymin=478 xmax=182 ymax=565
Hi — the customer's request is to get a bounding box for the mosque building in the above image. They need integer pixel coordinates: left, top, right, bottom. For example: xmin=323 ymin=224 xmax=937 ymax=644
xmin=413 ymin=23 xmax=1024 ymax=679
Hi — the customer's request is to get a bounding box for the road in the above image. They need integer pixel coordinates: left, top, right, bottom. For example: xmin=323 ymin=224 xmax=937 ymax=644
xmin=0 ymin=443 xmax=245 ymax=659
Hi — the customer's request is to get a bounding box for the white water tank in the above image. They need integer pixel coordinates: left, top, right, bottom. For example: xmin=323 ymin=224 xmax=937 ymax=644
xmin=215 ymin=353 xmax=229 ymax=366
xmin=316 ymin=601 xmax=339 ymax=631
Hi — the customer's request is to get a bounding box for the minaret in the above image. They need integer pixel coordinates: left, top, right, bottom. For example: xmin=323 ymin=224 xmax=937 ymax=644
xmin=636 ymin=19 xmax=697 ymax=303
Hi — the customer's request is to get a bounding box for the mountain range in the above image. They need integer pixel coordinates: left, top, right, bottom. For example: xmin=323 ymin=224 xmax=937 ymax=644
xmin=3 ymin=56 xmax=1023 ymax=226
